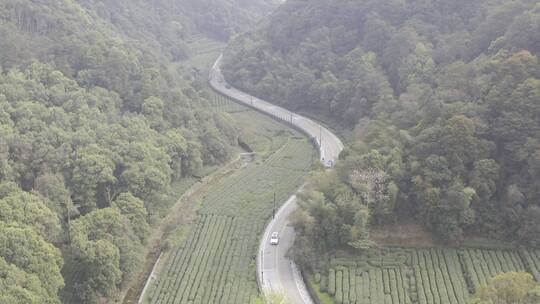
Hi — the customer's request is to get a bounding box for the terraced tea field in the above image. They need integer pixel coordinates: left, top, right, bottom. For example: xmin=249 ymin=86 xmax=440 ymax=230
xmin=313 ymin=247 xmax=540 ymax=304
xmin=143 ymin=109 xmax=314 ymax=304
xmin=210 ymin=92 xmax=247 ymax=113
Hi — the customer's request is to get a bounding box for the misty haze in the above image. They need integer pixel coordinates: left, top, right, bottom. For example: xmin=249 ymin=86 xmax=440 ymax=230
xmin=0 ymin=1 xmax=539 ymax=304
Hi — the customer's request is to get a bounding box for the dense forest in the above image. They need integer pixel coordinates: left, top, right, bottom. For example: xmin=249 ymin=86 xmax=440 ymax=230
xmin=0 ymin=0 xmax=277 ymax=303
xmin=223 ymin=0 xmax=540 ymax=262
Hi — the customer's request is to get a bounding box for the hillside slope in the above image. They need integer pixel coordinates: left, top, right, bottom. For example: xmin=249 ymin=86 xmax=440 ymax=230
xmin=223 ymin=0 xmax=540 ymax=255
xmin=0 ymin=0 xmax=277 ymax=303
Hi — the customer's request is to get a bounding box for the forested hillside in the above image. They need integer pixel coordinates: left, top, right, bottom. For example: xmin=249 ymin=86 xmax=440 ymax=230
xmin=0 ymin=0 xmax=276 ymax=303
xmin=223 ymin=0 xmax=540 ymax=258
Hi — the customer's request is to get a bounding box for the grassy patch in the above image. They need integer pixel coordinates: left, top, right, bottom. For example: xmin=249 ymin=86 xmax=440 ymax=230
xmin=231 ymin=110 xmax=292 ymax=158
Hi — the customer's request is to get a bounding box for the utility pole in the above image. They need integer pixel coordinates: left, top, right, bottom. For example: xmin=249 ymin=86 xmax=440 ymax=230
xmin=251 ymin=96 xmax=254 ymax=107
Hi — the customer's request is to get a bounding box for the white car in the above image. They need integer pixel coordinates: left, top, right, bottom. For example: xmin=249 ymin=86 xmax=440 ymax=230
xmin=270 ymin=232 xmax=279 ymax=245
xmin=324 ymin=159 xmax=334 ymax=168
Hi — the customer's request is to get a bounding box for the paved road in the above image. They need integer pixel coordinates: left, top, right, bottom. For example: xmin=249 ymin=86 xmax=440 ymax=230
xmin=210 ymin=55 xmax=344 ymax=303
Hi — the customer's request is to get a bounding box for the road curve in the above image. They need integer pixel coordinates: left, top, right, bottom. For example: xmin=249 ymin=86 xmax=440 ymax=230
xmin=210 ymin=55 xmax=344 ymax=303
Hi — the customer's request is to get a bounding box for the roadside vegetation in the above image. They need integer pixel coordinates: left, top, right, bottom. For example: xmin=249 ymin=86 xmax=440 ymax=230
xmin=144 ymin=100 xmax=314 ymax=304
xmin=0 ymin=0 xmax=278 ymax=303
xmin=471 ymin=272 xmax=540 ymax=304
xmin=223 ymin=0 xmax=540 ymax=259
xmin=4 ymin=0 xmax=540 ymax=303
xmin=223 ymin=0 xmax=540 ymax=303
xmin=224 ymin=0 xmax=540 ymax=246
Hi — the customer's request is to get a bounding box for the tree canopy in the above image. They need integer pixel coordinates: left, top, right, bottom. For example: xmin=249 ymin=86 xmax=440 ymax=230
xmin=470 ymin=272 xmax=540 ymax=304
xmin=0 ymin=0 xmax=276 ymax=302
xmin=224 ymin=0 xmax=540 ymax=251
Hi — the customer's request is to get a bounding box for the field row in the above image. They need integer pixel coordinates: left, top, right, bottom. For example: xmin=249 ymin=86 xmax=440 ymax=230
xmin=145 ymin=116 xmax=313 ymax=303
xmin=459 ymin=248 xmax=526 ymax=291
xmin=209 ymin=94 xmax=248 ymax=113
xmin=187 ymin=36 xmax=224 ymax=56
xmin=412 ymin=249 xmax=468 ymax=304
xmin=199 ymin=137 xmax=313 ymax=217
xmin=520 ymin=249 xmax=540 ymax=281
xmin=317 ymin=247 xmax=540 ymax=304
xmin=147 ymin=214 xmax=259 ymax=304
xmin=325 ymin=266 xmax=412 ymax=304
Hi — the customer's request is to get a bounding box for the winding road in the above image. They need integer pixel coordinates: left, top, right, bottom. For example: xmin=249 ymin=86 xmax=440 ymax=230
xmin=210 ymin=55 xmax=344 ymax=303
